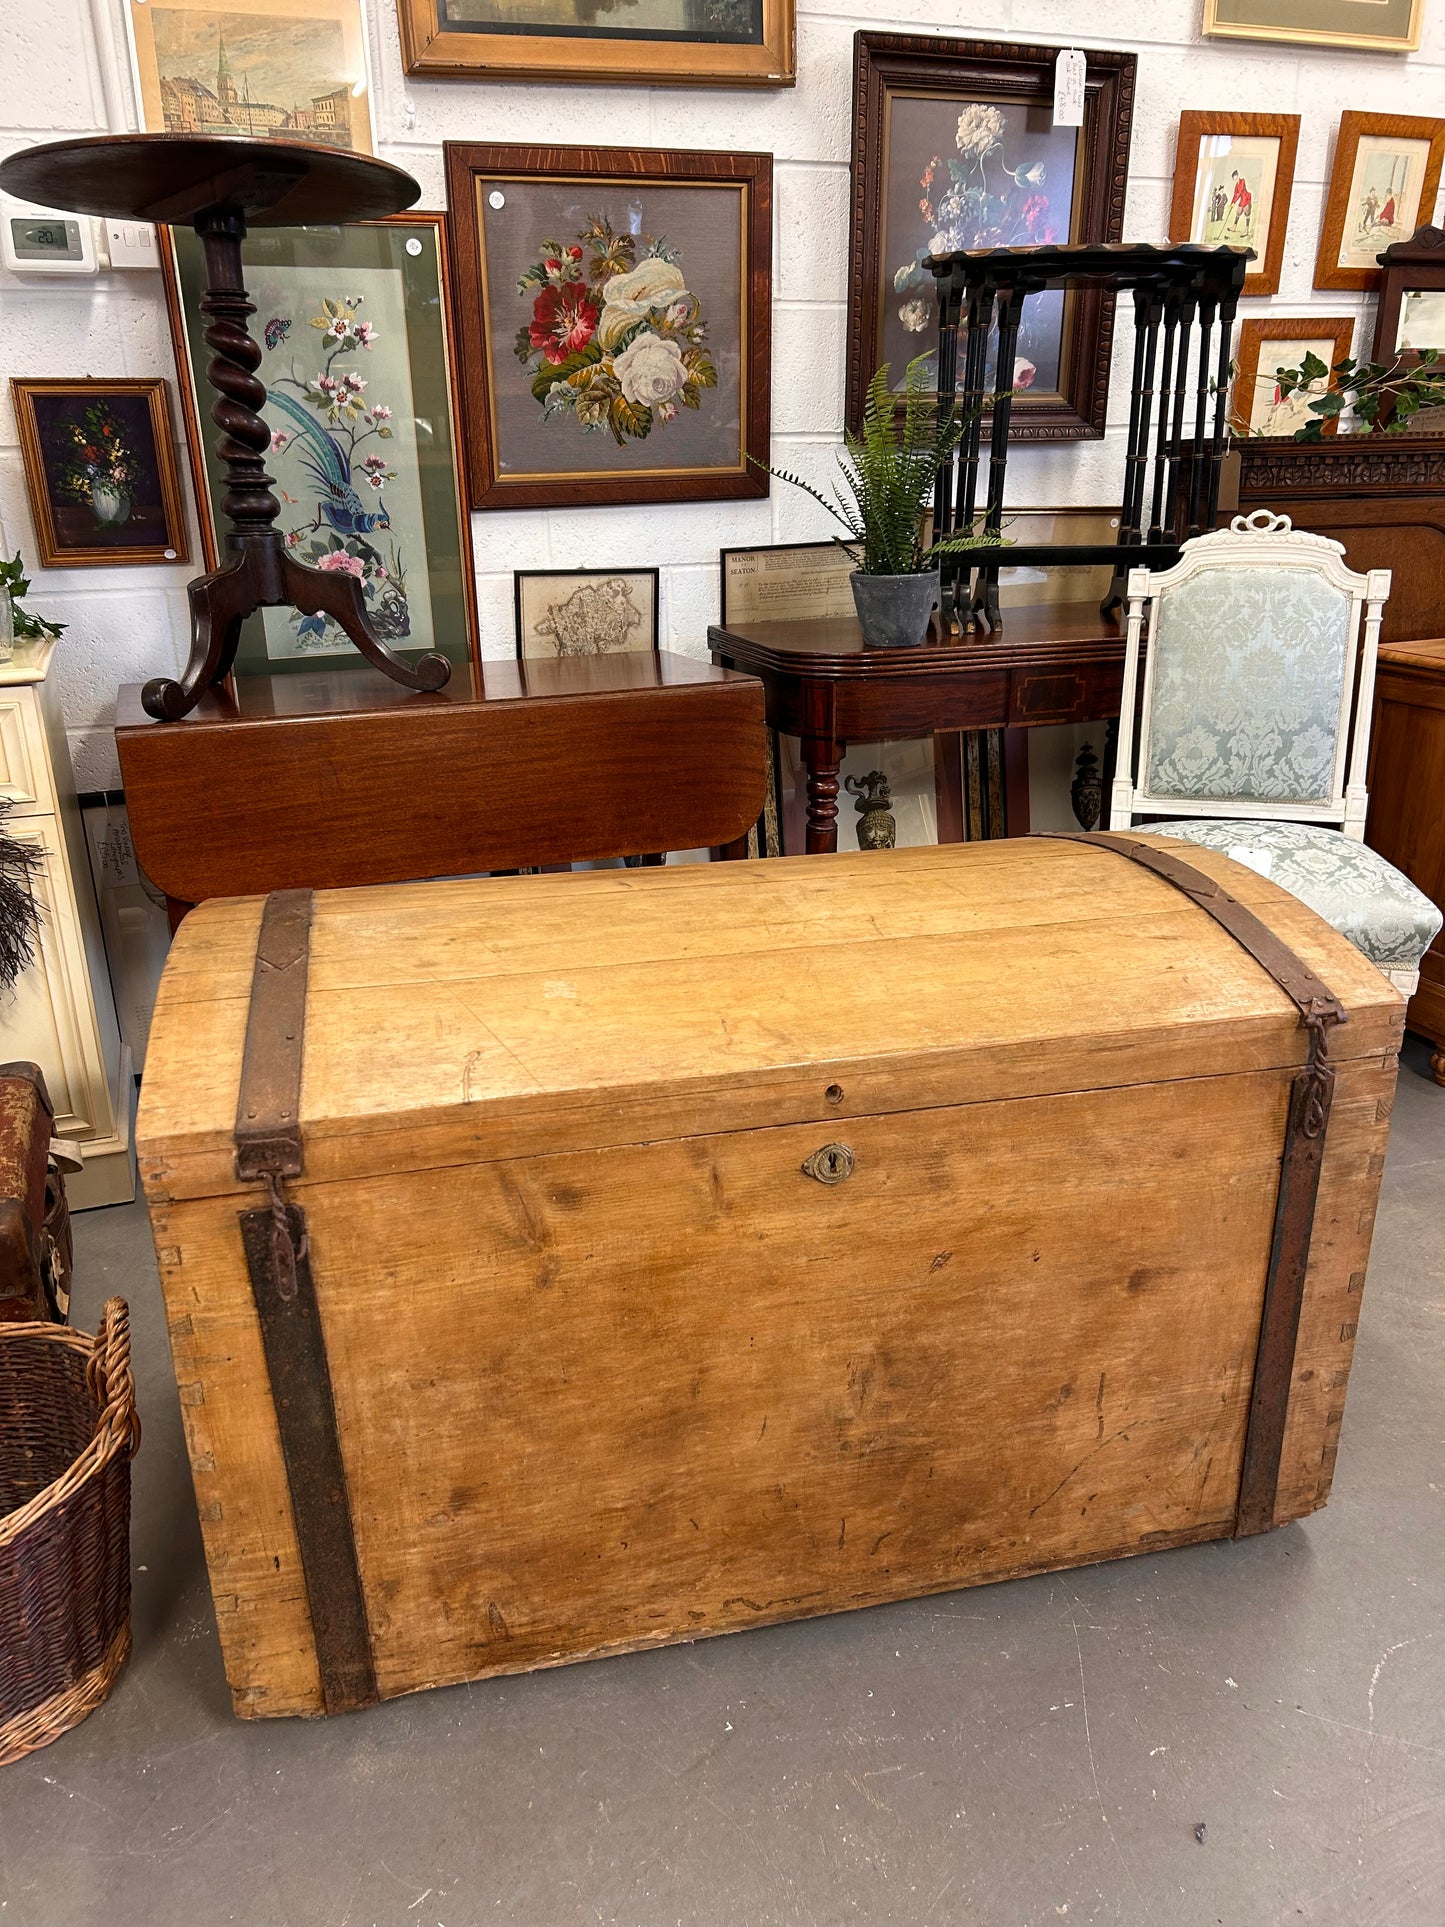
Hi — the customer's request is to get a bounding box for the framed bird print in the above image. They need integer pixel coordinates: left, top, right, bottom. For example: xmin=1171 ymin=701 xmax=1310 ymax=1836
xmin=161 ymin=212 xmax=479 ymax=676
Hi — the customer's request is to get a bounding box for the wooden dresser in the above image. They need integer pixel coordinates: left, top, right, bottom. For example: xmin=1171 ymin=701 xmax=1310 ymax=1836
xmin=1367 ymin=636 xmax=1445 ymax=1084
xmin=0 ymin=640 xmax=133 ymax=1203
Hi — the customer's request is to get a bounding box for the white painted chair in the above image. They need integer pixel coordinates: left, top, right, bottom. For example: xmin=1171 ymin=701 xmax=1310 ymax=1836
xmin=1110 ymin=510 xmax=1443 ymax=996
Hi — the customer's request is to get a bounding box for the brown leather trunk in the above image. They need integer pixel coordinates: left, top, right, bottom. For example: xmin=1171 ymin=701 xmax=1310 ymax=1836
xmin=0 ymin=1062 xmax=72 ymax=1323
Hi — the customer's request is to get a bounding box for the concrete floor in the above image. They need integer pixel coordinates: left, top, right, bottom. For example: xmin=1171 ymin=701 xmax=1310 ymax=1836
xmin=1 ymin=1042 xmax=1442 ymax=1927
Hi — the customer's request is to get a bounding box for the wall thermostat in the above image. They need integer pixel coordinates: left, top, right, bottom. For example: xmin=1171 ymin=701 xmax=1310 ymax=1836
xmin=0 ymin=193 xmax=98 ymax=275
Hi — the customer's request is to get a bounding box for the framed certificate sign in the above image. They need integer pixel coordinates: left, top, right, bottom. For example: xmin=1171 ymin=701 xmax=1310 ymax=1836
xmin=445 ymin=143 xmax=772 ymax=511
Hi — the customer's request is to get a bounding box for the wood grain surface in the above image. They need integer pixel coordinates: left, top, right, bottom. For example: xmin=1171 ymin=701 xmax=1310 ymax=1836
xmin=115 ymin=653 xmax=767 ymax=902
xmin=138 ymin=836 xmax=1403 ymax=1716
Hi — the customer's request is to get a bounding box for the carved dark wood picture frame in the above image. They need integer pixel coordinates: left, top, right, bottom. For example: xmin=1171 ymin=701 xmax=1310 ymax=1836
xmin=845 ymin=34 xmax=1136 ymax=440
xmin=445 ymin=143 xmax=772 ymax=511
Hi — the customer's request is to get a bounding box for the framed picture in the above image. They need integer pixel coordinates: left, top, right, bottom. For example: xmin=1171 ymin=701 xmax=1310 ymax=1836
xmin=396 ymin=0 xmax=794 ymax=88
xmin=161 ymin=213 xmax=479 ymax=677
xmin=719 ymin=542 xmax=856 ymax=627
xmin=10 ymin=379 xmax=189 ymax=568
xmin=1315 ymin=112 xmax=1445 ymax=292
xmin=514 ymin=568 xmax=660 ymax=660
xmin=445 ymin=144 xmax=772 ymax=512
xmin=846 ymin=34 xmax=1137 ymax=439
xmin=994 ymin=507 xmax=1121 ymax=608
xmin=124 ymin=0 xmax=373 ymax=152
xmin=1372 ymin=225 xmax=1445 ymax=365
xmin=1169 ymin=113 xmax=1299 ymax=297
xmin=1202 ymin=0 xmax=1422 ymax=53
xmin=1231 ymin=317 xmax=1354 ymax=437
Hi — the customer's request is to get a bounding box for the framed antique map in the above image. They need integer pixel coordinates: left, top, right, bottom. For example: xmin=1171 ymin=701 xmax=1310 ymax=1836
xmin=515 ymin=569 xmax=660 ymax=659
xmin=396 ymin=0 xmax=794 ymax=86
xmin=445 ymin=143 xmax=772 ymax=510
xmin=162 ymin=214 xmax=478 ymax=676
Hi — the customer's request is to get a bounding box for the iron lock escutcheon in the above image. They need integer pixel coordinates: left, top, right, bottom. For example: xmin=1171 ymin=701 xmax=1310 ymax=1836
xmin=801 ymin=1142 xmax=855 ymax=1185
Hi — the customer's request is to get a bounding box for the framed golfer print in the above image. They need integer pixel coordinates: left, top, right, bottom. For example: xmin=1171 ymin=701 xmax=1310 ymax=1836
xmin=445 ymin=143 xmax=772 ymax=511
xmin=1170 ymin=113 xmax=1299 ymax=297
xmin=1315 ymin=112 xmax=1445 ymax=292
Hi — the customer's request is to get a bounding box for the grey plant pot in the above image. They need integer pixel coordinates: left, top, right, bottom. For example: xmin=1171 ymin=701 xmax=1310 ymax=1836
xmin=850 ymin=569 xmax=940 ymax=649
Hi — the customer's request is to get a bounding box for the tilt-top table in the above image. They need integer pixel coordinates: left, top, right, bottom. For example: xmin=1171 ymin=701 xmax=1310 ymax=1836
xmin=0 ymin=134 xmax=450 ymax=719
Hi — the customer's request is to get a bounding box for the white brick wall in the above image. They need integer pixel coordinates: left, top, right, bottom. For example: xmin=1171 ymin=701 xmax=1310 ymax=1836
xmin=2 ymin=0 xmax=1443 ymax=786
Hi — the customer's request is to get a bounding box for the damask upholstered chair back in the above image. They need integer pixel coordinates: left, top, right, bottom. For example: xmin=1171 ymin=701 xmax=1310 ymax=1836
xmin=1110 ymin=511 xmax=1388 ymax=840
xmin=1108 ymin=510 xmax=1445 ymax=1000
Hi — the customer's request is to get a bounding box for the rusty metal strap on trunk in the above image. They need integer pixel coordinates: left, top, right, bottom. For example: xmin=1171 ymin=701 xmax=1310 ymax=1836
xmin=1040 ymin=831 xmax=1347 ymax=1540
xmin=235 ymin=888 xmax=378 ymax=1715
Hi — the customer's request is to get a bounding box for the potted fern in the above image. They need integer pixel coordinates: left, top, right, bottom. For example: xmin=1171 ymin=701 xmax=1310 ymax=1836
xmin=756 ymin=356 xmax=999 ymax=648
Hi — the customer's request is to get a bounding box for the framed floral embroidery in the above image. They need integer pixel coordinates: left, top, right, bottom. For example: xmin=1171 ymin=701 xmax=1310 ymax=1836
xmin=846 ymin=35 xmax=1136 ymax=439
xmin=161 ymin=213 xmax=479 ymax=677
xmin=444 ymin=144 xmax=772 ymax=509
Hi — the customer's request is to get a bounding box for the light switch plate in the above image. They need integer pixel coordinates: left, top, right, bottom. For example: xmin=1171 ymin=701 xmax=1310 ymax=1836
xmin=105 ymin=220 xmax=161 ymax=271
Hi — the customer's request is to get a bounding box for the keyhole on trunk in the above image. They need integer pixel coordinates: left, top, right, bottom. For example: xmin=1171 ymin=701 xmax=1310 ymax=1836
xmin=802 ymin=1142 xmax=855 ymax=1184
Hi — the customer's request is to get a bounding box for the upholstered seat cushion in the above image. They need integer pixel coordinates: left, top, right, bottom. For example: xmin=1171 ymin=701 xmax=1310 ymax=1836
xmin=1149 ymin=819 xmax=1444 ymax=973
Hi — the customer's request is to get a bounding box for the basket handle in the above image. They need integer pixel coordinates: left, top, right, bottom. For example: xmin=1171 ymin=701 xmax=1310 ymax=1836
xmin=86 ymin=1296 xmax=141 ymax=1460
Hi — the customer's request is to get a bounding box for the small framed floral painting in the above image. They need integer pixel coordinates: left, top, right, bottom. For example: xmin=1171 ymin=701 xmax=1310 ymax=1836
xmin=161 ymin=213 xmax=479 ymax=677
xmin=444 ymin=143 xmax=772 ymax=510
xmin=1169 ymin=113 xmax=1299 ymax=297
xmin=1315 ymin=112 xmax=1445 ymax=292
xmin=10 ymin=378 xmax=189 ymax=568
xmin=514 ymin=569 xmax=660 ymax=660
xmin=846 ymin=35 xmax=1137 ymax=439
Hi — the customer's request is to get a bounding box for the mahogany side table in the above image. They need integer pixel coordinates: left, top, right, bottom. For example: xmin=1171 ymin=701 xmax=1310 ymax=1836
xmin=115 ymin=652 xmax=767 ymax=921
xmin=708 ymin=603 xmax=1128 ymax=853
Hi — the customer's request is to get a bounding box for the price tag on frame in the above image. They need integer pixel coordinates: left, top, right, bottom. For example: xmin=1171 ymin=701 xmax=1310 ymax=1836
xmin=1053 ymin=49 xmax=1086 ymax=128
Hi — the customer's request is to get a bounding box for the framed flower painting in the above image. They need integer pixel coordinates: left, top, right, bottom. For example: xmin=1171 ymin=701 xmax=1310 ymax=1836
xmin=10 ymin=379 xmax=189 ymax=568
xmin=444 ymin=144 xmax=772 ymax=509
xmin=161 ymin=214 xmax=479 ymax=677
xmin=846 ymin=35 xmax=1137 ymax=439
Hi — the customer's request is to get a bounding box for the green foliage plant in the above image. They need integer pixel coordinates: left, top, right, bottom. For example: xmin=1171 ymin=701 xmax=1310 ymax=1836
xmin=1271 ymin=347 xmax=1445 ymax=441
xmin=0 ymin=555 xmax=64 ymax=642
xmin=754 ymin=356 xmax=1007 ymax=576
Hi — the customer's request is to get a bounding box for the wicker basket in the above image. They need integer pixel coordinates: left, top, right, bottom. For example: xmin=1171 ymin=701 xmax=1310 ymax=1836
xmin=0 ymin=1299 xmax=140 ymax=1766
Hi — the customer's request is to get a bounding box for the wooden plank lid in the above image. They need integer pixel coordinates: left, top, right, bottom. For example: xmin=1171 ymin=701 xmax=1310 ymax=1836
xmin=137 ymin=835 xmax=1402 ymax=1204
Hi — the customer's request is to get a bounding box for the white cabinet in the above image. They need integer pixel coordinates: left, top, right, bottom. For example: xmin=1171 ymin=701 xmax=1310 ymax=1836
xmin=0 ymin=640 xmax=133 ymax=1207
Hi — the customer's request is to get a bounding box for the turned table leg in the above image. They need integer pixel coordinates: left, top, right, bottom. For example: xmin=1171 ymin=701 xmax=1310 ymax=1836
xmin=803 ymin=736 xmax=842 ymax=855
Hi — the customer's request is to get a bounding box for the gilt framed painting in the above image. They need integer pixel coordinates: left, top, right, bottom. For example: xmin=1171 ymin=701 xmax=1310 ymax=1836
xmin=1315 ymin=112 xmax=1445 ymax=292
xmin=846 ymin=34 xmax=1137 ymax=439
xmin=397 ymin=0 xmax=794 ymax=87
xmin=161 ymin=213 xmax=479 ymax=676
xmin=11 ymin=379 xmax=189 ymax=568
xmin=1202 ymin=0 xmax=1422 ymax=52
xmin=1231 ymin=316 xmax=1354 ymax=437
xmin=445 ymin=144 xmax=772 ymax=511
xmin=124 ymin=0 xmax=373 ymax=152
xmin=1169 ymin=113 xmax=1299 ymax=297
